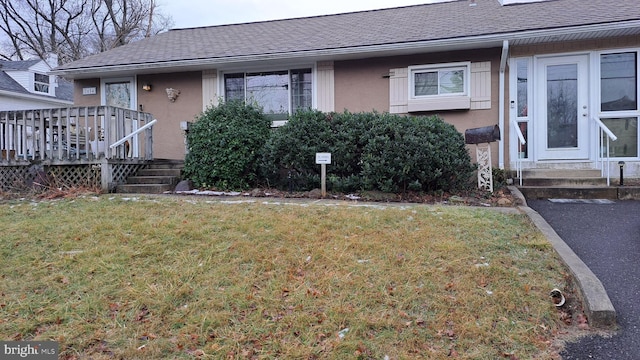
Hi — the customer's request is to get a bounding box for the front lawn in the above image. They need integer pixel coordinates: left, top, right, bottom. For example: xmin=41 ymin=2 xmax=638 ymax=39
xmin=0 ymin=196 xmax=570 ymax=359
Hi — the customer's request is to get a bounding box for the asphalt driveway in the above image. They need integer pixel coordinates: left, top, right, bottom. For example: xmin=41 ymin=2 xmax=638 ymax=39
xmin=528 ymin=199 xmax=640 ymax=359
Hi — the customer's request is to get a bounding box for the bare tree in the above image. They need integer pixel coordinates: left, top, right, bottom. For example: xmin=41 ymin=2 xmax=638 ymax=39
xmin=0 ymin=0 xmax=172 ymax=64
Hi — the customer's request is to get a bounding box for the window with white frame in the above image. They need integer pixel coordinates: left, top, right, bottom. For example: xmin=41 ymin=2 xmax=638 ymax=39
xmin=223 ymin=68 xmax=312 ymax=120
xmin=34 ymin=73 xmax=50 ymax=93
xmin=410 ymin=63 xmax=469 ymax=98
xmin=600 ymin=51 xmax=639 ymax=158
xmin=101 ymin=77 xmax=135 ymax=109
xmin=406 ymin=62 xmax=471 ymax=112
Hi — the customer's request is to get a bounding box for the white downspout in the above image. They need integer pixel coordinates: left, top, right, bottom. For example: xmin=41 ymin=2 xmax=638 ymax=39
xmin=499 ymin=40 xmax=509 ymax=169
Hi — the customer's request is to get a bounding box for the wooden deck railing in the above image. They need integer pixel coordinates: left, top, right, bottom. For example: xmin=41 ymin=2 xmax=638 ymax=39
xmin=0 ymin=106 xmax=155 ymax=164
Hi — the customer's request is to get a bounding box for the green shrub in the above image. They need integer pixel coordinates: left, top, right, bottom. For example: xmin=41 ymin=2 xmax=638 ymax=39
xmin=260 ymin=110 xmax=474 ymax=193
xmin=183 ymin=101 xmax=271 ymax=190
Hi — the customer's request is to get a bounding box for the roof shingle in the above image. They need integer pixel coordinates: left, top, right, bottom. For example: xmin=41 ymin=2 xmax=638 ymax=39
xmin=54 ymin=0 xmax=640 ymax=72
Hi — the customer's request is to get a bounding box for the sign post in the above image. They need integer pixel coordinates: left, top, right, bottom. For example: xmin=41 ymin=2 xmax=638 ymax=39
xmin=315 ymin=153 xmax=331 ymax=198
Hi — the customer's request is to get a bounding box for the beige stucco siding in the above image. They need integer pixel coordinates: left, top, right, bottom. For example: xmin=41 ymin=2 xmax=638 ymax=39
xmin=137 ymin=72 xmax=202 ymax=159
xmin=74 ymin=72 xmax=203 ymax=160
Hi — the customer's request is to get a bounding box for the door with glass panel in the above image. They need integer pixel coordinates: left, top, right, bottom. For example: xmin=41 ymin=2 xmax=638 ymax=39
xmin=535 ymin=55 xmax=590 ymax=160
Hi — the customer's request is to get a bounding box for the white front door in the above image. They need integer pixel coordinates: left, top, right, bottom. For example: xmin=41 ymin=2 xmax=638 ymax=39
xmin=535 ymin=55 xmax=590 ymax=160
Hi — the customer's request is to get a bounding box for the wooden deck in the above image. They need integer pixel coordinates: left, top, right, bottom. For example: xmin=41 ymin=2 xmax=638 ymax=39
xmin=0 ymin=106 xmax=157 ymax=192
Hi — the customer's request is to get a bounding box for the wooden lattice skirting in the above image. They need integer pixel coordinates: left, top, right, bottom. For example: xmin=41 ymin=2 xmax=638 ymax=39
xmin=0 ymin=161 xmax=148 ymax=193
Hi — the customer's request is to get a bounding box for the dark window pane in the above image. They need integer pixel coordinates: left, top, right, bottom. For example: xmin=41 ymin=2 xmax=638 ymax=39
xmin=601 ymin=53 xmax=637 ymax=111
xmin=224 ymin=73 xmax=245 ymax=102
xmin=517 ymin=59 xmax=528 ymax=117
xmin=547 ymin=64 xmax=578 ymax=148
xmin=414 ymin=72 xmax=438 ymax=96
xmin=291 ymin=68 xmax=312 ymax=112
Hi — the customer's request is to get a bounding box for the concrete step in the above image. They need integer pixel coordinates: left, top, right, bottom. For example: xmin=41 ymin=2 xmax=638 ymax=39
xmin=116 ymin=183 xmax=173 ymax=194
xmin=127 ymin=175 xmax=178 ymax=185
xmin=522 ymin=169 xmax=602 ymax=178
xmin=522 ymin=177 xmax=607 ymax=187
xmin=147 ymin=160 xmax=185 ymax=169
xmin=115 ymin=159 xmax=184 ymax=194
xmin=137 ymin=168 xmax=182 ymax=177
xmin=518 ymin=186 xmax=618 ymax=200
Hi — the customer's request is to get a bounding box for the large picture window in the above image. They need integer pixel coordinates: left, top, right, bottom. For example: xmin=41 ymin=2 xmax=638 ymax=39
xmin=223 ymin=68 xmax=312 ymax=120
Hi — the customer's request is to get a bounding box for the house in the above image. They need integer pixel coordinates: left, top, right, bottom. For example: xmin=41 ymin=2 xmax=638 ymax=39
xmin=51 ymin=0 xmax=640 ymax=180
xmin=1 ymin=56 xmax=76 ymax=161
xmin=1 ymin=56 xmax=73 ymax=110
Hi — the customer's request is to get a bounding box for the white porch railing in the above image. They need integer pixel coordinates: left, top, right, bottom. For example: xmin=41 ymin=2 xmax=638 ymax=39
xmin=593 ymin=116 xmax=617 ymax=186
xmin=0 ymin=106 xmax=155 ymax=163
xmin=511 ymin=120 xmax=526 ymax=186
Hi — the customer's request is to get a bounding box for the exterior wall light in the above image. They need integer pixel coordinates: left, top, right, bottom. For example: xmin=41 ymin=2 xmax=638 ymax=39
xmin=142 ymin=83 xmax=152 ymax=91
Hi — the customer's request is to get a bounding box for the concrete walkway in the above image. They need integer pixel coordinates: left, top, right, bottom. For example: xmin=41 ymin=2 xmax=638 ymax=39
xmin=527 ymin=199 xmax=640 ymax=359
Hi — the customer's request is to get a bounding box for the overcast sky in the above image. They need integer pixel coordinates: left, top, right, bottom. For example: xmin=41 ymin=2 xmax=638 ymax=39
xmin=159 ymin=0 xmax=450 ymax=29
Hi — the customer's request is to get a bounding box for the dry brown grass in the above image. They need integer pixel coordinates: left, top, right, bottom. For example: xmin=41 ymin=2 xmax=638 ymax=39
xmin=0 ymin=196 xmax=572 ymax=359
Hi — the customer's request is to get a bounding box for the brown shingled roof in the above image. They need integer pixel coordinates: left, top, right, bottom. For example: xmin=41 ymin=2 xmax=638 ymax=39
xmin=54 ymin=0 xmax=640 ymax=75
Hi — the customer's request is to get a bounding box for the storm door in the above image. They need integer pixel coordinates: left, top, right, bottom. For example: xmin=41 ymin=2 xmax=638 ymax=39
xmin=535 ymin=55 xmax=590 ymax=160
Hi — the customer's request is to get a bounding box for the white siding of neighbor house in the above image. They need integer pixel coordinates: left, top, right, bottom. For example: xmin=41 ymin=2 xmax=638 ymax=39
xmin=5 ymin=71 xmax=30 ymax=93
xmin=0 ymin=95 xmax=69 ymax=111
xmin=316 ymin=61 xmax=335 ymax=112
xmin=202 ymin=70 xmax=219 ymax=111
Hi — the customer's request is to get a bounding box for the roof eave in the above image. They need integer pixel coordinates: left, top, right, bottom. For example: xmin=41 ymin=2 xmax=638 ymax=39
xmin=52 ymin=20 xmax=640 ymax=79
xmin=0 ymin=89 xmax=74 ymax=104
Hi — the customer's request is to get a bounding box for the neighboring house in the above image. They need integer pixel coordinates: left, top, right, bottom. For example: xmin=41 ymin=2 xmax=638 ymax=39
xmin=52 ymin=0 xmax=640 ymax=178
xmin=1 ymin=56 xmax=74 ymax=158
xmin=1 ymin=56 xmax=73 ymax=110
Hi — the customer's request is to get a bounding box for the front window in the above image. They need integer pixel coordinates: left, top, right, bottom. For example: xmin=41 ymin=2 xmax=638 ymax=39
xmin=601 ymin=52 xmax=637 ymax=111
xmin=223 ymin=68 xmax=312 ymax=120
xmin=34 ymin=73 xmax=49 ymax=93
xmin=600 ymin=52 xmax=639 ymax=158
xmin=409 ymin=63 xmax=469 ymax=99
xmin=601 ymin=118 xmax=638 ymax=158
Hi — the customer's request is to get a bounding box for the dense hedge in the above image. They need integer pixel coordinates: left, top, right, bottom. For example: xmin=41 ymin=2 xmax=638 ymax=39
xmin=261 ymin=110 xmax=475 ymax=193
xmin=183 ymin=101 xmax=272 ymax=189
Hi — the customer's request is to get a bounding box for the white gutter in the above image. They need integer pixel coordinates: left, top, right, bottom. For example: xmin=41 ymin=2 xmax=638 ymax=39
xmin=51 ymin=20 xmax=640 ymax=78
xmin=0 ymin=89 xmax=73 ymax=105
xmin=499 ymin=40 xmax=509 ymax=170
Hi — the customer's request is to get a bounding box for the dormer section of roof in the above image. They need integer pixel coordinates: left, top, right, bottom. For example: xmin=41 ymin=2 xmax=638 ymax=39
xmin=3 ymin=57 xmax=58 ymax=97
xmin=497 ymin=0 xmax=553 ymax=5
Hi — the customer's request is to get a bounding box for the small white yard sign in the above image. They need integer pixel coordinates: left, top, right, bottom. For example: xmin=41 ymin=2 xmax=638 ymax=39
xmin=315 ymin=152 xmax=331 ymax=164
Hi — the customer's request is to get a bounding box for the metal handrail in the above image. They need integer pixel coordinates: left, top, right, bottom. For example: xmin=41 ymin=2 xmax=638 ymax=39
xmin=511 ymin=120 xmax=526 ymax=186
xmin=593 ymin=117 xmax=617 ymax=186
xmin=109 ymin=119 xmax=157 ymax=149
